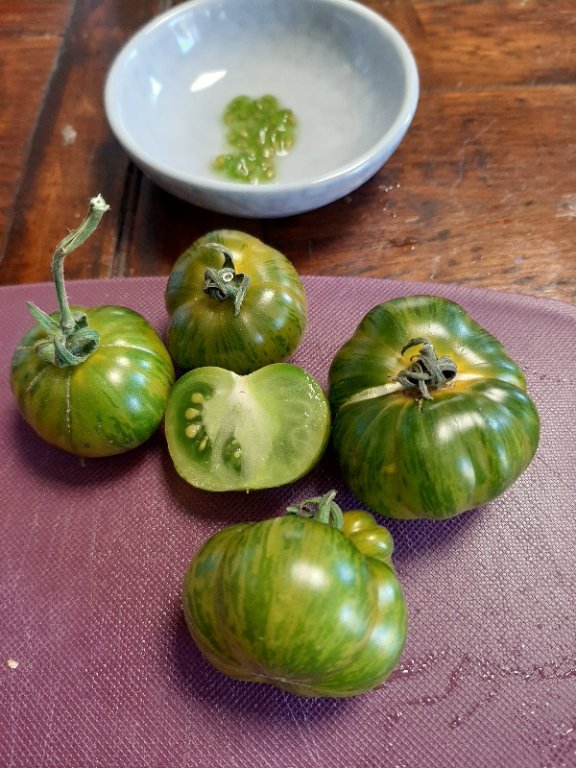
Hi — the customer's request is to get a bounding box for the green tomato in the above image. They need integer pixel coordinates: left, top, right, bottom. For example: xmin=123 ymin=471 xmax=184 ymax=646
xmin=165 ymin=363 xmax=330 ymax=491
xmin=182 ymin=491 xmax=407 ymax=698
xmin=11 ymin=305 xmax=175 ymax=457
xmin=165 ymin=230 xmax=307 ymax=374
xmin=329 ymin=295 xmax=540 ymax=520
xmin=10 ymin=195 xmax=174 ymax=458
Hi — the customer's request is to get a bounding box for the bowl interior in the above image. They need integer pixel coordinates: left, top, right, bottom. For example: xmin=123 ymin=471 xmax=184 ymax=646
xmin=106 ymin=0 xmax=415 ymax=187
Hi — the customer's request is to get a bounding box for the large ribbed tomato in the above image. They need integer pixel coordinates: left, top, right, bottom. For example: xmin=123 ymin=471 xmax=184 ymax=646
xmin=329 ymin=295 xmax=540 ymax=520
xmin=165 ymin=230 xmax=307 ymax=374
xmin=182 ymin=492 xmax=407 ymax=698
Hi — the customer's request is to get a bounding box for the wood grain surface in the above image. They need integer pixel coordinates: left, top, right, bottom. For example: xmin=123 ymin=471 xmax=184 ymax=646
xmin=1 ymin=0 xmax=574 ymax=303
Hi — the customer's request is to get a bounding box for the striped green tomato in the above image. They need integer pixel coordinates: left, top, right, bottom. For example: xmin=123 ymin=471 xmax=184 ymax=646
xmin=329 ymin=295 xmax=540 ymax=520
xmin=11 ymin=305 xmax=175 ymax=457
xmin=182 ymin=492 xmax=407 ymax=698
xmin=165 ymin=230 xmax=307 ymax=374
xmin=165 ymin=363 xmax=330 ymax=491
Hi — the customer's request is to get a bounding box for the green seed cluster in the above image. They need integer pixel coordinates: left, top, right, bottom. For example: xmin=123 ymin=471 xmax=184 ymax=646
xmin=212 ymin=95 xmax=297 ymax=184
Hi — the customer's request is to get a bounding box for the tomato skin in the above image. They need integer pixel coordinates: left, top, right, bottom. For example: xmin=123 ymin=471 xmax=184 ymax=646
xmin=328 ymin=295 xmax=540 ymax=519
xmin=10 ymin=305 xmax=175 ymax=457
xmin=182 ymin=506 xmax=407 ymax=698
xmin=164 ymin=363 xmax=330 ymax=491
xmin=165 ymin=230 xmax=307 ymax=374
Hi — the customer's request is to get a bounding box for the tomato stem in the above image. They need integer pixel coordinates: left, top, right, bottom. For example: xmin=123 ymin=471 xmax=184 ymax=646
xmin=26 ymin=195 xmax=110 ymax=367
xmin=285 ymin=490 xmax=344 ymax=530
xmin=202 ymin=244 xmax=250 ymax=317
xmin=396 ymin=338 xmax=457 ymax=400
xmin=52 ymin=194 xmax=110 ymax=334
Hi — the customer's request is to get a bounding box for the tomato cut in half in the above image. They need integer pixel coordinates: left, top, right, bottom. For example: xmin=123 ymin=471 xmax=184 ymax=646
xmin=165 ymin=363 xmax=330 ymax=491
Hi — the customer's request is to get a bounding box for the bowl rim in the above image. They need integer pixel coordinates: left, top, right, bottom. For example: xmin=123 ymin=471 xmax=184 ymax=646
xmin=104 ymin=0 xmax=420 ymax=197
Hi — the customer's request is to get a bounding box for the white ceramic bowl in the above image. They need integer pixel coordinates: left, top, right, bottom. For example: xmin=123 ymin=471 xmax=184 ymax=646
xmin=104 ymin=0 xmax=419 ymax=218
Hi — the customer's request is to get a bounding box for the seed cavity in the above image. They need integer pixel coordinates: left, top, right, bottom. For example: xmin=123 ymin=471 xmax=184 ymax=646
xmin=182 ymin=394 xmax=212 ymax=453
xmin=223 ymin=436 xmax=243 ymax=472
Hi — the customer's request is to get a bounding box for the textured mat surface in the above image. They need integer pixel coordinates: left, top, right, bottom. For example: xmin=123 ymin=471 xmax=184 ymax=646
xmin=1 ymin=275 xmax=575 ymax=768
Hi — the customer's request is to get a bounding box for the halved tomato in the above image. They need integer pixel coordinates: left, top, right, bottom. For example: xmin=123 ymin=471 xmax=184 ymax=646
xmin=165 ymin=363 xmax=330 ymax=491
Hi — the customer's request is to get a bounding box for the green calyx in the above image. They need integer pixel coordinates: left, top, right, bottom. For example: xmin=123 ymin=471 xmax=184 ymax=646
xmin=202 ymin=244 xmax=250 ymax=317
xmin=27 ymin=195 xmax=110 ymax=368
xmin=27 ymin=304 xmax=100 ymax=366
xmin=395 ymin=338 xmax=457 ymax=401
xmin=285 ymin=490 xmax=344 ymax=531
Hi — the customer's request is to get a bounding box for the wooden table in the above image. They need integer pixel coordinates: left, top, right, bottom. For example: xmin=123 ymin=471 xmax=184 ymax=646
xmin=1 ymin=1 xmax=575 ymax=304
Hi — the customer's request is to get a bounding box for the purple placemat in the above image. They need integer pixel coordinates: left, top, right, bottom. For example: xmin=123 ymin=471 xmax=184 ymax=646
xmin=1 ymin=275 xmax=575 ymax=768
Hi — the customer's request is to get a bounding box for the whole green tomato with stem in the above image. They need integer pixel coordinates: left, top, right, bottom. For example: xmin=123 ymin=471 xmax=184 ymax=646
xmin=165 ymin=230 xmax=307 ymax=374
xmin=183 ymin=490 xmax=407 ymax=698
xmin=329 ymin=295 xmax=540 ymax=519
xmin=10 ymin=196 xmax=175 ymax=457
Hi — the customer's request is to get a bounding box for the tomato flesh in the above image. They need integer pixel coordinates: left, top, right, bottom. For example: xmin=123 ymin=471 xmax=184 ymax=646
xmin=165 ymin=363 xmax=330 ymax=491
